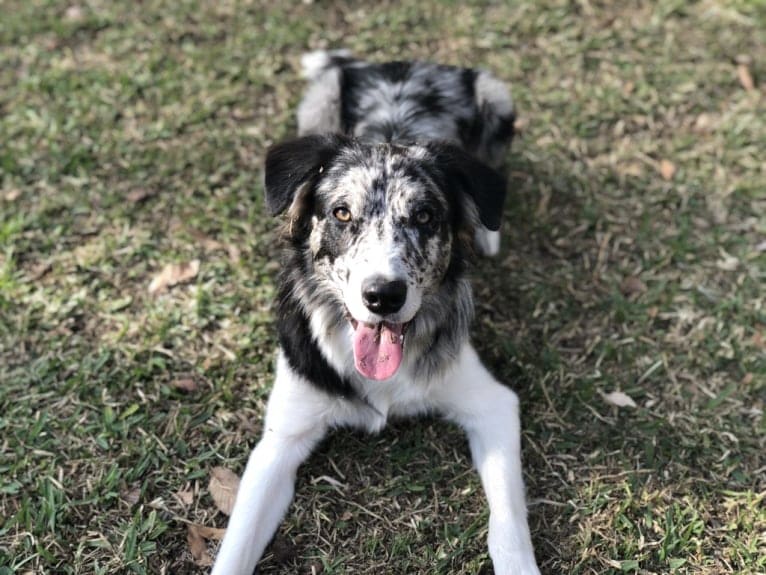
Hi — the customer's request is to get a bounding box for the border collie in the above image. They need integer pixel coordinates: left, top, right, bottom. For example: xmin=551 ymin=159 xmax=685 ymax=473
xmin=211 ymin=50 xmax=540 ymax=575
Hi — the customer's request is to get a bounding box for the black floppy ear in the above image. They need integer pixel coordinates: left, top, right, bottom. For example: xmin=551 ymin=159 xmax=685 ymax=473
xmin=426 ymin=143 xmax=507 ymax=231
xmin=264 ymin=134 xmax=349 ymax=216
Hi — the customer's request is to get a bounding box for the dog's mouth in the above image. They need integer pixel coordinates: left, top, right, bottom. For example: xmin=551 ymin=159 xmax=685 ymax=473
xmin=347 ymin=314 xmax=411 ymax=381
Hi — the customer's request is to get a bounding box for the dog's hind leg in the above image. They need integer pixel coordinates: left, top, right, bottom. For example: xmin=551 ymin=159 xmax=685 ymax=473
xmin=473 ymin=71 xmax=515 ymax=170
xmin=474 ymin=227 xmax=501 ymax=257
xmin=433 ymin=345 xmax=540 ymax=575
xmin=296 ymin=50 xmax=350 ymax=136
xmin=211 ymin=355 xmax=330 ymax=575
xmin=472 ymin=71 xmax=515 ymax=257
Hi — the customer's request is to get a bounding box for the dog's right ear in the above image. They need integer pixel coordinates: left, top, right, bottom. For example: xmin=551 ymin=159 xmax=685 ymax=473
xmin=264 ymin=134 xmax=349 ymax=216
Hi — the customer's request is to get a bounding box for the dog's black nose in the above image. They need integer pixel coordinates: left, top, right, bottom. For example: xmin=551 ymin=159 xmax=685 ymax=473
xmin=362 ymin=277 xmax=407 ymax=315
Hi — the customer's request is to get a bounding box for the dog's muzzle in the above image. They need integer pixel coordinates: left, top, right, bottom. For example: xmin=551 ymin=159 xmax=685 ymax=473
xmin=361 ymin=276 xmax=407 ymax=315
xmin=347 ymin=276 xmax=411 ymax=381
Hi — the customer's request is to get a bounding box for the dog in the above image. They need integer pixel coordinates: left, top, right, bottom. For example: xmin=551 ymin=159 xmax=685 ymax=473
xmin=211 ymin=50 xmax=540 ymax=575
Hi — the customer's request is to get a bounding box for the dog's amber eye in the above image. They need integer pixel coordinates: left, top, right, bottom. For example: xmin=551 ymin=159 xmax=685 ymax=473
xmin=333 ymin=207 xmax=352 ymax=223
xmin=414 ymin=209 xmax=432 ymax=225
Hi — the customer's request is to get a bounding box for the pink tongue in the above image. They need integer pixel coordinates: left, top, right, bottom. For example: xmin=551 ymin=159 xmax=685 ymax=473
xmin=352 ymin=322 xmax=404 ymax=381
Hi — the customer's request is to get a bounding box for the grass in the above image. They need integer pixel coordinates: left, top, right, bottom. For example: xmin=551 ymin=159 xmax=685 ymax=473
xmin=0 ymin=1 xmax=764 ymax=573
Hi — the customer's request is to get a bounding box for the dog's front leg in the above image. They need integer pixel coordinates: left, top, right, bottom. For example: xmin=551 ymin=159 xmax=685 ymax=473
xmin=211 ymin=357 xmax=329 ymax=575
xmin=435 ymin=345 xmax=540 ymax=575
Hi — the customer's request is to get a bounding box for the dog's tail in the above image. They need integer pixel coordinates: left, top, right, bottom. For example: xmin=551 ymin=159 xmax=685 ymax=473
xmin=297 ymin=50 xmax=352 ymax=136
xmin=300 ymin=49 xmax=355 ymax=80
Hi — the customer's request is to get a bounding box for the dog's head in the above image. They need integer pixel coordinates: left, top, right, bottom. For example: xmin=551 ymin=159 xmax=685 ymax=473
xmin=265 ymin=134 xmax=506 ymax=381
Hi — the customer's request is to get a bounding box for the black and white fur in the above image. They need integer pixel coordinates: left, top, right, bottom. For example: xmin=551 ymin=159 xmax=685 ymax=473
xmin=211 ymin=51 xmax=540 ymax=575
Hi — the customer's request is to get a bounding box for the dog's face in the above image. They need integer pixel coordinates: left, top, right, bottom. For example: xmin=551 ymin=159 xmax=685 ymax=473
xmin=265 ymin=135 xmax=506 ymax=380
xmin=311 ymin=144 xmax=452 ymax=325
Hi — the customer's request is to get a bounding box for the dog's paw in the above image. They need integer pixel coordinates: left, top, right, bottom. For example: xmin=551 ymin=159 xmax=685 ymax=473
xmin=493 ymin=560 xmax=541 ymax=575
xmin=491 ymin=551 xmax=541 ymax=575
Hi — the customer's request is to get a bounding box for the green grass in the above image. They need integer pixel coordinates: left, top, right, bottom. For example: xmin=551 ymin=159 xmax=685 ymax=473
xmin=1 ymin=1 xmax=764 ymax=573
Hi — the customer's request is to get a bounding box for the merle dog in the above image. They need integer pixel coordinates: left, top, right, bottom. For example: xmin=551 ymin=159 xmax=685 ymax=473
xmin=211 ymin=51 xmax=540 ymax=575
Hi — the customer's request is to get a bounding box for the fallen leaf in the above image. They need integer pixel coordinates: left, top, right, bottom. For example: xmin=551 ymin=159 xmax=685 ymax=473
xmin=693 ymin=113 xmax=714 ymax=133
xmin=755 ymin=240 xmax=766 ymax=253
xmin=659 ymin=159 xmax=676 ymax=181
xmin=171 ymin=378 xmax=198 ymax=393
xmin=29 ymin=262 xmax=53 ymax=281
xmin=535 ymin=186 xmax=552 ymax=218
xmin=3 ymin=189 xmax=21 ymax=201
xmin=190 ymin=229 xmax=241 ymax=263
xmin=513 ymin=117 xmax=528 ymax=132
xmin=716 ymin=249 xmax=739 ymax=271
xmin=176 ymin=489 xmax=194 ymax=506
xmin=737 ymin=63 xmax=755 ymax=92
xmin=209 ymin=466 xmax=240 ymax=516
xmin=64 ymin=5 xmax=84 ymax=21
xmin=742 ymin=373 xmax=753 ymax=385
xmin=190 ymin=229 xmax=223 ymax=252
xmin=620 ymin=276 xmax=646 ymax=296
xmin=127 ymin=188 xmax=156 ymax=203
xmin=226 ymin=244 xmax=241 ymax=264
xmin=620 ymin=162 xmax=643 ymax=177
xmin=148 ymin=260 xmax=200 ymax=294
xmin=194 ymin=524 xmax=227 ymax=540
xmin=602 ymin=390 xmax=637 ymax=408
xmin=187 ymin=524 xmax=213 ymax=566
xmin=120 ymin=486 xmax=140 ymax=505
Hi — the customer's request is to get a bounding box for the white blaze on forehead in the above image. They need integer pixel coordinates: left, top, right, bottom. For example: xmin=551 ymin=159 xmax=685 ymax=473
xmin=356 ymin=219 xmax=405 ymax=275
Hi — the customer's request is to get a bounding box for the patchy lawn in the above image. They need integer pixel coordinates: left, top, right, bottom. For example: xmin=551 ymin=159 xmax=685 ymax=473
xmin=0 ymin=1 xmax=764 ymax=574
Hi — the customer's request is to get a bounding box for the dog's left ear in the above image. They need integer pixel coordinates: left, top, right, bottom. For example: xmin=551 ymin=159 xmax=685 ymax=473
xmin=264 ymin=134 xmax=349 ymax=216
xmin=425 ymin=143 xmax=507 ymax=231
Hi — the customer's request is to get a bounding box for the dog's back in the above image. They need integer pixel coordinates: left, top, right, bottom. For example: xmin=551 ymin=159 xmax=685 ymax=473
xmin=297 ymin=50 xmax=515 ymax=169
